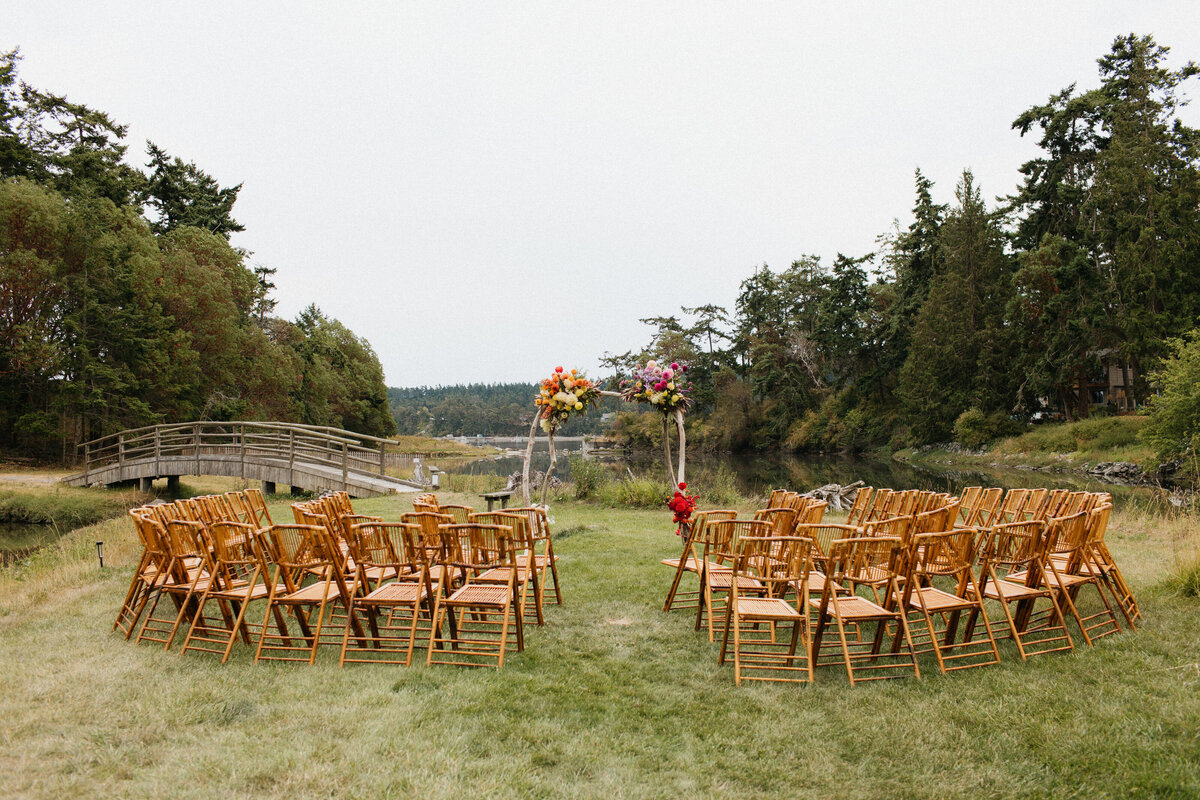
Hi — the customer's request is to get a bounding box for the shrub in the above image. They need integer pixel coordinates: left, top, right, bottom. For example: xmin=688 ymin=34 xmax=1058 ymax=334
xmin=1164 ymin=545 xmax=1200 ymax=598
xmin=595 ymin=477 xmax=672 ymax=508
xmin=953 ymin=407 xmax=1020 ymax=449
xmin=568 ymin=455 xmax=608 ymax=500
xmin=687 ymin=464 xmax=744 ymax=507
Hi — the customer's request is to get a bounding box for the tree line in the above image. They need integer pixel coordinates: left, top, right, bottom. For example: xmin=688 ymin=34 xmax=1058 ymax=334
xmin=603 ymin=35 xmax=1200 ymax=455
xmin=0 ymin=49 xmax=395 ymax=460
xmin=389 ymin=384 xmax=612 ymax=437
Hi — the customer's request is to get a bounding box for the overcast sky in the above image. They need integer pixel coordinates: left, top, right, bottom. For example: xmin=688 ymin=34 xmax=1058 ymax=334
xmin=10 ymin=2 xmax=1200 ymax=387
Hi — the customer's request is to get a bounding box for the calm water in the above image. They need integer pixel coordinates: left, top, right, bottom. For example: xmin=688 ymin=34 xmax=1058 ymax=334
xmin=0 ymin=521 xmax=62 ymax=564
xmin=445 ymin=447 xmax=1162 ymax=509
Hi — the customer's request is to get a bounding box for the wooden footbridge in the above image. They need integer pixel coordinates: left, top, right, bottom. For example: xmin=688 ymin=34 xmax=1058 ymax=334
xmin=63 ymin=421 xmax=425 ymax=496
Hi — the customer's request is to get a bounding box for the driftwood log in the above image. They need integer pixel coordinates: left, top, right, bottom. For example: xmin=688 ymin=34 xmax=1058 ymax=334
xmin=800 ymin=480 xmax=865 ymax=511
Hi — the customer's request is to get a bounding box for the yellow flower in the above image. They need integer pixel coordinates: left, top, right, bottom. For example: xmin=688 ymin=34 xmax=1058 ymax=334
xmin=574 ymin=402 xmax=583 ymax=410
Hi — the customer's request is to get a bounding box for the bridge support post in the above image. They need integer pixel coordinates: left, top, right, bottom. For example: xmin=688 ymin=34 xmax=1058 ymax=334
xmin=262 ymin=481 xmax=276 ymax=495
xmin=138 ymin=477 xmax=153 ymax=492
xmin=167 ymin=476 xmax=180 ymax=493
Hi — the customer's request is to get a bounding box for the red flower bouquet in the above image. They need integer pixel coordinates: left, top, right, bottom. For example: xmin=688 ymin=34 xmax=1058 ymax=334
xmin=667 ymin=482 xmax=697 ymax=534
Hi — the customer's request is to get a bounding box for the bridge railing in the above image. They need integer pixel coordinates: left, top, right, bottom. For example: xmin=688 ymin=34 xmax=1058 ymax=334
xmin=77 ymin=421 xmax=423 ymax=486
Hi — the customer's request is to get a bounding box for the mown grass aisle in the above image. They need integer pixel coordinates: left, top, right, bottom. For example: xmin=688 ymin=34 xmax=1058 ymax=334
xmin=2 ymin=489 xmax=1199 ymax=798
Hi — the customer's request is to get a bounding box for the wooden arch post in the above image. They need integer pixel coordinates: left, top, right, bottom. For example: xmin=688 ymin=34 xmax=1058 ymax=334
xmin=520 ymin=390 xmax=687 ymax=506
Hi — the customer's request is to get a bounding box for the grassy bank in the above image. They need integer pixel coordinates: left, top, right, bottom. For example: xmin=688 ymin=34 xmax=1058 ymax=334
xmin=0 ymin=484 xmax=145 ymax=527
xmin=2 ymin=480 xmax=1199 ymax=798
xmin=896 ymin=416 xmax=1156 ymax=473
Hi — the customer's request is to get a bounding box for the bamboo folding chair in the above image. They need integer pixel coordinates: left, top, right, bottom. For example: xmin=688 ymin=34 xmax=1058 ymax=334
xmin=1076 ymin=504 xmax=1140 ymax=627
xmin=754 ymin=506 xmax=798 ymax=536
xmin=719 ymin=535 xmax=815 ymax=684
xmin=340 ymin=522 xmax=436 ymax=667
xmin=767 ymin=489 xmax=790 ymax=508
xmin=427 ymin=523 xmax=525 ymax=668
xmin=402 ymin=511 xmax=457 ymax=584
xmin=113 ymin=511 xmax=173 ymax=639
xmin=995 ymin=489 xmax=1032 ymax=525
xmin=956 ymin=487 xmax=982 ymax=526
xmin=470 ymin=511 xmax=542 ymax=625
xmin=244 ymin=487 xmax=274 ymax=527
xmin=799 ymin=500 xmax=826 ymax=524
xmin=661 ymin=509 xmax=737 ymax=612
xmin=1024 ymin=511 xmax=1123 ymax=646
xmin=179 ymin=521 xmax=281 ymax=662
xmin=793 ymin=523 xmax=860 ymax=601
xmin=413 ymin=493 xmax=440 ymax=513
xmin=509 ymin=506 xmax=563 ymax=606
xmin=787 ymin=494 xmax=810 ymax=515
xmin=967 ymin=520 xmax=1074 ymax=659
xmin=695 ymin=519 xmax=771 ymax=642
xmin=439 ymin=504 xmax=475 ymax=524
xmin=254 ymin=524 xmax=364 ymax=665
xmin=136 ymin=519 xmax=212 ymax=650
xmin=810 ymin=536 xmax=920 ymax=686
xmin=222 ymin=492 xmax=256 ymax=525
xmin=844 ymin=487 xmax=873 ymax=527
xmin=901 ymin=529 xmax=1001 ymax=673
xmin=965 ymin=487 xmax=1004 ymax=527
xmin=1020 ymin=488 xmax=1049 ymax=521
xmin=1036 ymin=489 xmax=1070 ymax=520
xmin=863 ymin=488 xmax=894 ymax=523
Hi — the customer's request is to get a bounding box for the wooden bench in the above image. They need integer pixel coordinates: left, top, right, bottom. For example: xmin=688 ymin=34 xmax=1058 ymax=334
xmin=480 ymin=490 xmax=515 ymax=511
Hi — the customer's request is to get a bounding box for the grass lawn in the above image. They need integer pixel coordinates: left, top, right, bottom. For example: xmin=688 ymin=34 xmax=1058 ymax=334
xmin=1 ymin=483 xmax=1199 ymax=799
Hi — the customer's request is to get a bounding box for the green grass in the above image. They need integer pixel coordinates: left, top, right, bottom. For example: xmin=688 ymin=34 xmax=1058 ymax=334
xmin=1 ymin=481 xmax=1199 ymax=798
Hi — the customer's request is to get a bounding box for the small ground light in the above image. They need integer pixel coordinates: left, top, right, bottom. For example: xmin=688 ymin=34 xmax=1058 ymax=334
xmin=96 ymin=541 xmax=104 ymax=568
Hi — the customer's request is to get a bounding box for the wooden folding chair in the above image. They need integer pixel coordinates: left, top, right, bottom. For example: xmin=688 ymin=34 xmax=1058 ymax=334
xmin=956 ymin=487 xmax=982 ymax=526
xmin=471 ymin=511 xmax=542 ymax=625
xmin=254 ymin=524 xmax=364 ymax=665
xmin=810 ymin=536 xmax=920 ymax=686
xmin=180 ymin=521 xmax=281 ymax=662
xmin=510 ymin=506 xmax=563 ymax=606
xmin=427 ymin=523 xmax=524 ymax=668
xmin=244 ymin=487 xmax=274 ymax=526
xmin=863 ymin=488 xmax=894 ymax=523
xmin=965 ymin=487 xmax=1003 ymax=527
xmin=844 ymin=487 xmax=873 ymax=527
xmin=661 ymin=509 xmax=737 ymax=612
xmin=695 ymin=519 xmax=771 ymax=642
xmin=1029 ymin=512 xmax=1123 ymax=646
xmin=719 ymin=535 xmax=815 ymax=684
xmin=113 ymin=510 xmax=172 ymax=639
xmin=136 ymin=519 xmax=211 ymax=650
xmin=901 ymin=529 xmax=1001 ymax=673
xmin=439 ymin=504 xmax=475 ymax=524
xmin=968 ymin=520 xmax=1074 ymax=659
xmin=1077 ymin=504 xmax=1140 ymax=627
xmin=340 ymin=522 xmax=435 ymax=667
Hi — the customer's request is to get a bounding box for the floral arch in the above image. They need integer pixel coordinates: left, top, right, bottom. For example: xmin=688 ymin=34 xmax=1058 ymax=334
xmin=520 ymin=361 xmax=691 ymax=505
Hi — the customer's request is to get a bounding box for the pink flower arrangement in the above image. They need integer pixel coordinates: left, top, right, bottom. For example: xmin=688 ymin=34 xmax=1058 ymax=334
xmin=620 ymin=359 xmax=692 ymax=413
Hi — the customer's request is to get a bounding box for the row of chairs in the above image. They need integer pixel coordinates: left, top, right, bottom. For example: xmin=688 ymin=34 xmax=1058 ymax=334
xmin=665 ymin=487 xmax=1139 ymax=686
xmin=113 ymin=490 xmax=561 ymax=669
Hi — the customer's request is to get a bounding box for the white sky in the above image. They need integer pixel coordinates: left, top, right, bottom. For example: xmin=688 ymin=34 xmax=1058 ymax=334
xmin=9 ymin=2 xmax=1200 ymax=386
